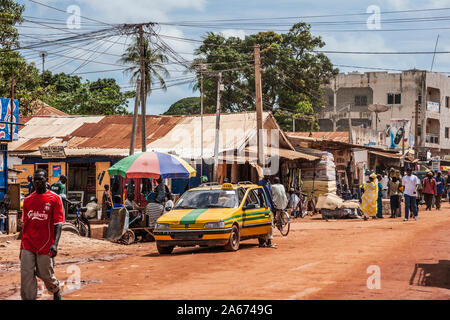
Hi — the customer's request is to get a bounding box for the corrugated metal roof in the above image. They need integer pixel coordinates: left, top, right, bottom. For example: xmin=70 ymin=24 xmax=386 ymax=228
xmin=14 ymin=138 xmax=53 ymax=151
xmin=10 ymin=112 xmax=301 ymax=161
xmin=286 ymin=131 xmax=349 ymax=143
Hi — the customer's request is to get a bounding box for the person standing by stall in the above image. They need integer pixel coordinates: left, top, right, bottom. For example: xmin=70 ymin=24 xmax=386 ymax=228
xmin=376 ymin=174 xmax=384 ymax=218
xmin=101 ymin=184 xmax=113 ymax=219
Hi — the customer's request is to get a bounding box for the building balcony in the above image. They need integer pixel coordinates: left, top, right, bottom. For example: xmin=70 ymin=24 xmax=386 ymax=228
xmin=425 ymin=133 xmax=439 ymax=146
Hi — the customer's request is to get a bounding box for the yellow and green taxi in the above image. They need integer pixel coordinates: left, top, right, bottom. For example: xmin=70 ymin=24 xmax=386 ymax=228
xmin=153 ymin=183 xmax=273 ymax=254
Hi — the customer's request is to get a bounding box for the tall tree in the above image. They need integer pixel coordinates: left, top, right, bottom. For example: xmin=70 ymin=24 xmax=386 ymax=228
xmin=118 ymin=35 xmax=170 ymax=97
xmin=163 ymin=97 xmax=215 ymax=115
xmin=192 ymin=23 xmax=339 ymax=130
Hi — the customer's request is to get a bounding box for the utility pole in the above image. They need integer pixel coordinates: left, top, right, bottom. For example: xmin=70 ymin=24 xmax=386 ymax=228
xmin=41 ymin=52 xmax=47 ymax=90
xmin=292 ymin=116 xmax=295 ymax=132
xmin=348 ymin=104 xmax=353 ymax=144
xmin=139 ymin=25 xmax=147 ymax=152
xmin=254 ymin=44 xmax=264 ymax=167
xmin=414 ymin=100 xmax=419 ymax=159
xmin=129 ymin=79 xmax=141 ymax=155
xmin=198 ymin=64 xmax=207 ymax=177
xmin=213 ymin=72 xmax=223 ymax=182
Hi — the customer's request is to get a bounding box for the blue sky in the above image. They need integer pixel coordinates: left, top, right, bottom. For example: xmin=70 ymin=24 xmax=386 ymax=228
xmin=16 ymin=0 xmax=450 ymax=114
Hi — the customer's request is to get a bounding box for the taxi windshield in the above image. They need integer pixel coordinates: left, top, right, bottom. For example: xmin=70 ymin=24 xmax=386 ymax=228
xmin=174 ymin=189 xmax=238 ymax=209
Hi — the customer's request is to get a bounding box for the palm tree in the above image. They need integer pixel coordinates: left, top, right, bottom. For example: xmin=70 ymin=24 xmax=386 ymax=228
xmin=118 ymin=36 xmax=170 ymax=96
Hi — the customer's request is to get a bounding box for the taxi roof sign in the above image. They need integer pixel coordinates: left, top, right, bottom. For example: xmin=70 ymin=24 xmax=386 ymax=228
xmin=221 ymin=183 xmax=233 ymax=190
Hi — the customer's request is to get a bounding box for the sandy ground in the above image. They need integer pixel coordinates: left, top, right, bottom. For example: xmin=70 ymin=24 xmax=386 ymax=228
xmin=0 ymin=202 xmax=449 ymax=300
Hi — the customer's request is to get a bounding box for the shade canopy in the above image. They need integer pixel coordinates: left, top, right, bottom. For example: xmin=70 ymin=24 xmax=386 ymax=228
xmin=108 ymin=151 xmax=196 ymax=179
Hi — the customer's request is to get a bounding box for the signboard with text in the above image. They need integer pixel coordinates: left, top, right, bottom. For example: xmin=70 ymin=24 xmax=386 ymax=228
xmin=0 ymin=98 xmax=19 ymax=141
xmin=39 ymin=146 xmax=66 ymax=159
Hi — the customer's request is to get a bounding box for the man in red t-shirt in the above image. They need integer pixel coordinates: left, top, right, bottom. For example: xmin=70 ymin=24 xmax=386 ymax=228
xmin=20 ymin=169 xmax=65 ymax=300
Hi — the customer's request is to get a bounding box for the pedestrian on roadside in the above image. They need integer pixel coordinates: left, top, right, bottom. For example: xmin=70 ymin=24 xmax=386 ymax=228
xmin=20 ymin=169 xmax=64 ymax=300
xmin=422 ymin=171 xmax=437 ymax=211
xmin=376 ymin=174 xmax=384 ymax=218
xmin=435 ymin=171 xmax=445 ymax=210
xmin=258 ymin=175 xmax=277 ymax=248
xmin=402 ymin=168 xmax=420 ymax=221
xmin=388 ymin=175 xmax=401 ymax=218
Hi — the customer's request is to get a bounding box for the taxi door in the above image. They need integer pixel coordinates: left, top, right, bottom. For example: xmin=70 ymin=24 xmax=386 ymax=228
xmin=241 ymin=188 xmax=271 ymax=237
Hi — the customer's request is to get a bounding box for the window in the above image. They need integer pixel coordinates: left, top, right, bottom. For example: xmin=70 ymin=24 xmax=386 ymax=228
xmin=446 ymin=127 xmax=449 ymax=139
xmin=255 ymin=188 xmax=268 ymax=208
xmin=328 ymin=95 xmax=334 ymax=106
xmin=446 ymin=96 xmax=449 ymax=109
xmin=354 ymin=95 xmax=367 ymax=106
xmin=244 ymin=190 xmax=260 ymax=208
xmin=387 ymin=93 xmax=401 ymax=104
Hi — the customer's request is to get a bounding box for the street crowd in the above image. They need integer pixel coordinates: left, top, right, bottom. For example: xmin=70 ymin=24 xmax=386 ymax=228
xmin=359 ymin=168 xmax=447 ymax=221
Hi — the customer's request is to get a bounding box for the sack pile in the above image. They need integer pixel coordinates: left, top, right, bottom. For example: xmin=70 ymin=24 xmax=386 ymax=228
xmin=301 ymin=152 xmax=337 ymax=196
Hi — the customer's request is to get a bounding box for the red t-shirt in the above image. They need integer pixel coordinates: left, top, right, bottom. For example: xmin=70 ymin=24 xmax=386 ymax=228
xmin=21 ymin=191 xmax=65 ymax=256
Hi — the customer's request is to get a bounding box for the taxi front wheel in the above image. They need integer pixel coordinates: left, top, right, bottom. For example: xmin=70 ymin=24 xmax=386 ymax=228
xmin=225 ymin=225 xmax=240 ymax=251
xmin=157 ymin=242 xmax=174 ymax=254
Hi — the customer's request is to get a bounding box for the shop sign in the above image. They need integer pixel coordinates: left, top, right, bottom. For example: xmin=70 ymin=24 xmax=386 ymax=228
xmin=39 ymin=146 xmax=66 ymax=159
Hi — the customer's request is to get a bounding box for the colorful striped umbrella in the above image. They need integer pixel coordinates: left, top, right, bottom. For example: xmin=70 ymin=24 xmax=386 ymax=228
xmin=107 ymin=151 xmax=196 ymax=179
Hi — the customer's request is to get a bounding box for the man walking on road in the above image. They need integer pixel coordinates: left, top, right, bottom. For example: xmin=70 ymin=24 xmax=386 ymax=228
xmin=20 ymin=169 xmax=65 ymax=300
xmin=258 ymin=176 xmax=277 ymax=248
xmin=402 ymin=168 xmax=421 ymax=221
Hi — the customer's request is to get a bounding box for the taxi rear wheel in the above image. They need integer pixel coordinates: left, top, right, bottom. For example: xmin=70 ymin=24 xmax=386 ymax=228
xmin=225 ymin=225 xmax=240 ymax=251
xmin=157 ymin=242 xmax=174 ymax=254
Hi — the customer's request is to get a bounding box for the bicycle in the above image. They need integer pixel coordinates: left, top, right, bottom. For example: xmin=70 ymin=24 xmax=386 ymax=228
xmin=274 ymin=208 xmax=290 ymax=236
xmin=63 ymin=199 xmax=90 ymax=237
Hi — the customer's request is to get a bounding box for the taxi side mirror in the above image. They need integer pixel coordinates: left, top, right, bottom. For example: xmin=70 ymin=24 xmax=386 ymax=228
xmin=244 ymin=203 xmax=258 ymax=210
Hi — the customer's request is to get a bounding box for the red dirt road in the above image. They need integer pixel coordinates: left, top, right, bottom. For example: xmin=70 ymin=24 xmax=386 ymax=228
xmin=1 ymin=203 xmax=449 ymax=300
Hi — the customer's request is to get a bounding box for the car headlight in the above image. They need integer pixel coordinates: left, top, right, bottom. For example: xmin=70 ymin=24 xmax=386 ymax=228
xmin=155 ymin=223 xmax=170 ymax=230
xmin=204 ymin=221 xmax=225 ymax=229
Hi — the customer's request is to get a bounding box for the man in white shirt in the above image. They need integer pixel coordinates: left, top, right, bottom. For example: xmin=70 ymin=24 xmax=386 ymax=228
xmin=272 ymin=177 xmax=288 ymax=212
xmin=402 ymin=167 xmax=421 ymax=221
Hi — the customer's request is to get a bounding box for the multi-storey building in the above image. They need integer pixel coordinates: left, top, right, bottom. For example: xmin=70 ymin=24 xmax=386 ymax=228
xmin=319 ymin=69 xmax=450 ymax=157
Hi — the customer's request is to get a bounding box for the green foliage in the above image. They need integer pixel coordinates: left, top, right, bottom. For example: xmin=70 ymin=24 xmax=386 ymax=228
xmin=163 ymin=97 xmax=215 ymax=115
xmin=192 ymin=22 xmax=338 ymax=130
xmin=118 ymin=35 xmax=170 ymax=95
xmin=45 ymin=75 xmax=134 ymax=115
